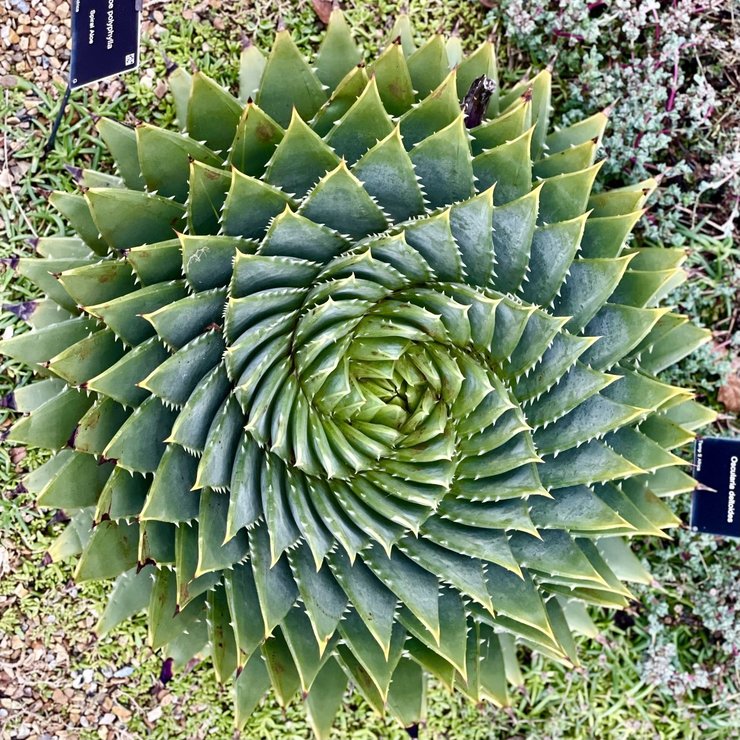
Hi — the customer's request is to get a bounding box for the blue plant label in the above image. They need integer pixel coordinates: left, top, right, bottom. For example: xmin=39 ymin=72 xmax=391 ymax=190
xmin=691 ymin=437 xmax=740 ymax=538
xmin=70 ymin=0 xmax=141 ymax=89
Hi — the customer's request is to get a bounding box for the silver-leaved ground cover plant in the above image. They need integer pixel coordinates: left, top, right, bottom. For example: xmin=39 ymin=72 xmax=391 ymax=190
xmin=1 ymin=9 xmax=716 ymax=736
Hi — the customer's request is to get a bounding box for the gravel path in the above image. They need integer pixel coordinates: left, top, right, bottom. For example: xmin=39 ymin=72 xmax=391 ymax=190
xmin=1 ymin=0 xmax=72 ymax=87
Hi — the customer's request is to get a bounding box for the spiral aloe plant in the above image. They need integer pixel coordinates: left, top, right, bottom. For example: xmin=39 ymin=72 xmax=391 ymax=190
xmin=2 ymin=8 xmax=715 ymax=735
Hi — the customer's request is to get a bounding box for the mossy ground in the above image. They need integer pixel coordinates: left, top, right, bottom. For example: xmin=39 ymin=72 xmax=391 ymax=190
xmin=1 ymin=1 xmax=738 ymax=737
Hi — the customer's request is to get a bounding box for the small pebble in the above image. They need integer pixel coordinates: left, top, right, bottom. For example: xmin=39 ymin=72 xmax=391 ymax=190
xmin=147 ymin=706 xmax=163 ymax=722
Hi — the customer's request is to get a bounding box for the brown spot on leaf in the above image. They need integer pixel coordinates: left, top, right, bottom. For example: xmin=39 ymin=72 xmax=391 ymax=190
xmin=256 ymin=122 xmax=276 ymax=143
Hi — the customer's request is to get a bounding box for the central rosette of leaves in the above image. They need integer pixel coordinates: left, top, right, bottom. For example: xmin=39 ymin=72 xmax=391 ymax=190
xmin=234 ymin=254 xmax=528 ymax=517
xmin=217 ymin=158 xmax=553 ymax=562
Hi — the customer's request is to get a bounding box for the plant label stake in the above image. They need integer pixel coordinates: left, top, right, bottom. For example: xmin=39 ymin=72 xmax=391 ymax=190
xmin=45 ymin=0 xmax=141 ymax=154
xmin=70 ymin=0 xmax=141 ymax=88
xmin=691 ymin=437 xmax=740 ymax=538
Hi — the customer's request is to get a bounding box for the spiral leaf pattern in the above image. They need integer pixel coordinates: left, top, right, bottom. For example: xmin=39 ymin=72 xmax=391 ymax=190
xmin=1 ymin=10 xmax=715 ymax=734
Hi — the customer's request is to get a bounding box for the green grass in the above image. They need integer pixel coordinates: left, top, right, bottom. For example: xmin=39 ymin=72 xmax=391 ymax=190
xmin=1 ymin=1 xmax=738 ymax=737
